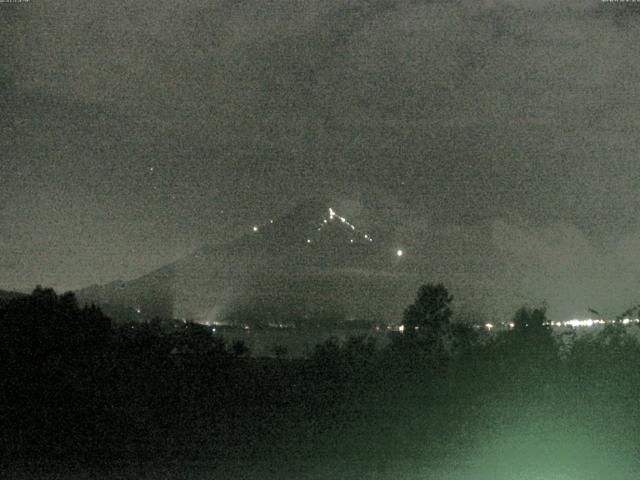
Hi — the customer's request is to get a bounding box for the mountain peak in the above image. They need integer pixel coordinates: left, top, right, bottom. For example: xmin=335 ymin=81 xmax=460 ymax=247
xmin=286 ymin=198 xmax=332 ymax=222
xmin=76 ymin=199 xmax=405 ymax=325
xmin=243 ymin=199 xmax=375 ymax=252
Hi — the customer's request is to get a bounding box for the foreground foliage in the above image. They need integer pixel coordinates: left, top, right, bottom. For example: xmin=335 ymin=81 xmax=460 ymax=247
xmin=1 ymin=286 xmax=640 ymax=479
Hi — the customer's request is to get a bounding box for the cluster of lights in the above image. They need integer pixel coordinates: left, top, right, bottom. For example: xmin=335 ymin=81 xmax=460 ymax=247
xmin=470 ymin=318 xmax=640 ymax=332
xmin=314 ymin=207 xmax=375 ymax=245
xmin=556 ymin=318 xmax=640 ymax=328
xmin=251 ymin=207 xmax=376 ymax=246
xmin=248 ymin=207 xmax=409 ymax=258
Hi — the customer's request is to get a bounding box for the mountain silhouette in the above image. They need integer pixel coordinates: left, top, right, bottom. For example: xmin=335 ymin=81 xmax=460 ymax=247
xmin=76 ymin=200 xmax=412 ymax=325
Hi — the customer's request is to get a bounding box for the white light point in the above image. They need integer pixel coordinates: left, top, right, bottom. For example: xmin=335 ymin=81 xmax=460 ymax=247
xmin=306 ymin=239 xmax=312 ymax=244
xmin=327 ymin=207 xmax=360 ymax=234
xmin=252 ymin=226 xmax=259 ymax=232
xmin=396 ymin=249 xmax=403 ymax=257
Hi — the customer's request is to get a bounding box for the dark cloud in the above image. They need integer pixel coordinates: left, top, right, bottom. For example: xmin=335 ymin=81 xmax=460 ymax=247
xmin=3 ymin=0 xmax=640 ymax=318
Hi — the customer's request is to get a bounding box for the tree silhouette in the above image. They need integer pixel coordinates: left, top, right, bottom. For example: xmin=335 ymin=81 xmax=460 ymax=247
xmin=513 ymin=305 xmax=547 ymax=332
xmin=403 ymin=283 xmax=453 ymax=335
xmin=503 ymin=303 xmax=557 ymax=369
xmin=0 ymin=287 xmax=111 ymax=361
xmin=403 ymin=283 xmax=453 ymax=333
xmin=512 ymin=304 xmax=549 ymax=336
xmin=272 ymin=344 xmax=288 ymax=360
xmin=392 ymin=283 xmax=454 ymax=360
xmin=231 ymin=339 xmax=250 ymax=357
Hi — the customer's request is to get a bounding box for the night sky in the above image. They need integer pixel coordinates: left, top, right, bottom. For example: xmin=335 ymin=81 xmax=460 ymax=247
xmin=3 ymin=0 xmax=640 ymax=319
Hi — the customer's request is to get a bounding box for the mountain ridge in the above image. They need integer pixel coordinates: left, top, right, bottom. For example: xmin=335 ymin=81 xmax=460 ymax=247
xmin=75 ymin=201 xmax=413 ymax=325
